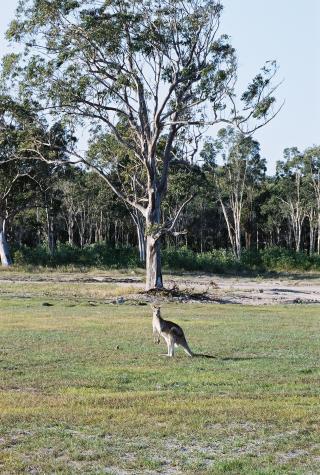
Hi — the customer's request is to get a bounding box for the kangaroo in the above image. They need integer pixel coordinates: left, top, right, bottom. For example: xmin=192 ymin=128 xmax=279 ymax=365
xmin=151 ymin=305 xmax=193 ymax=357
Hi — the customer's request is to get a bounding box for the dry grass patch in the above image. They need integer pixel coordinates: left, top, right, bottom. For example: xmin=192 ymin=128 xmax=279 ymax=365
xmin=0 ymin=281 xmax=138 ymax=301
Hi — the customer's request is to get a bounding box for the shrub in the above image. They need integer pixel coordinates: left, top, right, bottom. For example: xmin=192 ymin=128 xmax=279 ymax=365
xmin=162 ymin=247 xmax=244 ymax=273
xmin=10 ymin=243 xmax=320 ymax=273
xmin=260 ymin=247 xmax=313 ymax=271
xmin=13 ymin=249 xmax=26 ymax=266
xmin=11 ymin=243 xmax=141 ymax=269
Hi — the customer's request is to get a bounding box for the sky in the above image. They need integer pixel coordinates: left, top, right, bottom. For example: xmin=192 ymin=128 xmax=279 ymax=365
xmin=0 ymin=0 xmax=319 ymax=174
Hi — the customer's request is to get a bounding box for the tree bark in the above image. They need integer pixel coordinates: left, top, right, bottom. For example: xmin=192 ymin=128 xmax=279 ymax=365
xmin=45 ymin=206 xmax=56 ymax=255
xmin=233 ymin=203 xmax=242 ymax=260
xmin=0 ymin=218 xmax=12 ymax=267
xmin=145 ymin=236 xmax=163 ymax=291
xmin=145 ymin=185 xmax=163 ymax=290
xmin=67 ymin=213 xmax=75 ymax=245
xmin=137 ymin=221 xmax=146 ymax=263
xmin=220 ymin=200 xmax=236 ymax=258
xmin=310 ymin=225 xmax=315 ymax=255
xmin=307 ymin=212 xmax=316 ymax=255
xmin=245 ymin=231 xmax=251 ymax=250
xmin=318 ymin=216 xmax=320 ymax=255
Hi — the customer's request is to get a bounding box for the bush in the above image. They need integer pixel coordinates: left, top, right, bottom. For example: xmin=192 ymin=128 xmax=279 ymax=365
xmin=260 ymin=247 xmax=313 ymax=271
xmin=13 ymin=249 xmax=26 ymax=266
xmin=162 ymin=247 xmax=244 ymax=273
xmin=162 ymin=246 xmax=320 ymax=273
xmin=12 ymin=243 xmax=141 ymax=269
xmin=10 ymin=243 xmax=320 ymax=273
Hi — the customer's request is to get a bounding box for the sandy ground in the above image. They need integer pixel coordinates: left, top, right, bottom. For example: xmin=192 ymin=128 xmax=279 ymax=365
xmin=166 ymin=274 xmax=320 ymax=305
xmin=1 ymin=271 xmax=320 ymax=305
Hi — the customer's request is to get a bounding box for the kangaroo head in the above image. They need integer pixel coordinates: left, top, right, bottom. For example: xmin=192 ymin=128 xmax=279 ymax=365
xmin=151 ymin=304 xmax=161 ymax=318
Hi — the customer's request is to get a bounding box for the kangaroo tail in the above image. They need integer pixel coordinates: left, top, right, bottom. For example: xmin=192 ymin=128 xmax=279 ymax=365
xmin=181 ymin=340 xmax=194 ymax=357
xmin=180 ymin=338 xmax=214 ymax=359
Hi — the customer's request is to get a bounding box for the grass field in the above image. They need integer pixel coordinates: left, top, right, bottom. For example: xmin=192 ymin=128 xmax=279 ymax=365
xmin=0 ymin=286 xmax=320 ymax=474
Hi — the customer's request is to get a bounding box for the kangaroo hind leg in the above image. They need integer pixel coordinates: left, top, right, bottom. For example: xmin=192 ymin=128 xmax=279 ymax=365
xmin=168 ymin=336 xmax=175 ymax=357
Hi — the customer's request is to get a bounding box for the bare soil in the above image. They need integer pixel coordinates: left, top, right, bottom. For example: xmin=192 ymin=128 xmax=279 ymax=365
xmin=163 ymin=273 xmax=320 ymax=305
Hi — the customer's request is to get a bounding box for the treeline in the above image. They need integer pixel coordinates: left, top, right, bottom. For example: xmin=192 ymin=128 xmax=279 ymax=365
xmin=1 ymin=132 xmax=320 ymax=269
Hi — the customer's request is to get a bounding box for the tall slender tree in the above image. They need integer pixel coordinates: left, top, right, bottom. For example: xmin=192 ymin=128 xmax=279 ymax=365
xmin=304 ymin=147 xmax=320 ymax=254
xmin=202 ymin=128 xmax=265 ymax=259
xmin=276 ymin=148 xmax=307 ymax=252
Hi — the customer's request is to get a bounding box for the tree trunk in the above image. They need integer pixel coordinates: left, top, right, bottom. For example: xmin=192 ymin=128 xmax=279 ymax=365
xmin=76 ymin=211 xmax=85 ymax=248
xmin=293 ymin=220 xmax=302 ymax=252
xmin=145 ymin=236 xmax=163 ymax=291
xmin=220 ymin=200 xmax=236 ymax=258
xmin=130 ymin=209 xmax=146 ymax=264
xmin=310 ymin=225 xmax=315 ymax=255
xmin=98 ymin=210 xmax=104 ymax=242
xmin=67 ymin=215 xmax=74 ymax=245
xmin=245 ymin=231 xmax=251 ymax=250
xmin=45 ymin=206 xmax=56 ymax=255
xmin=36 ymin=206 xmax=41 ymax=245
xmin=114 ymin=220 xmax=118 ymax=247
xmin=308 ymin=212 xmax=316 ymax=255
xmin=288 ymin=226 xmax=292 ymax=249
xmin=137 ymin=222 xmax=146 ymax=263
xmin=145 ymin=186 xmax=163 ymax=290
xmin=0 ymin=218 xmax=12 ymax=267
xmin=106 ymin=219 xmax=111 ymax=244
xmin=233 ymin=207 xmax=242 ymax=260
xmin=318 ymin=216 xmax=320 ymax=255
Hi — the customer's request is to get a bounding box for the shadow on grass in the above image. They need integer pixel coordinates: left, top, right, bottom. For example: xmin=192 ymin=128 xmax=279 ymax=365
xmin=220 ymin=355 xmax=270 ymax=361
xmin=193 ymin=353 xmax=217 ymax=359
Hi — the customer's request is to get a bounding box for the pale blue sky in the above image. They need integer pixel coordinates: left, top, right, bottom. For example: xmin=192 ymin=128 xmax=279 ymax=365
xmin=0 ymin=0 xmax=319 ymax=173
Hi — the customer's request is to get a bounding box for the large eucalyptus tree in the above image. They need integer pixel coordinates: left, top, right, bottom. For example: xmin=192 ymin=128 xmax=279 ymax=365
xmin=4 ymin=0 xmax=280 ymax=289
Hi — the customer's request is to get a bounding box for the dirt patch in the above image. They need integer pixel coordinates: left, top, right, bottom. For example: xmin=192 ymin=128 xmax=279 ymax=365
xmin=125 ymin=274 xmax=320 ymax=305
xmin=150 ymin=275 xmax=320 ymax=305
